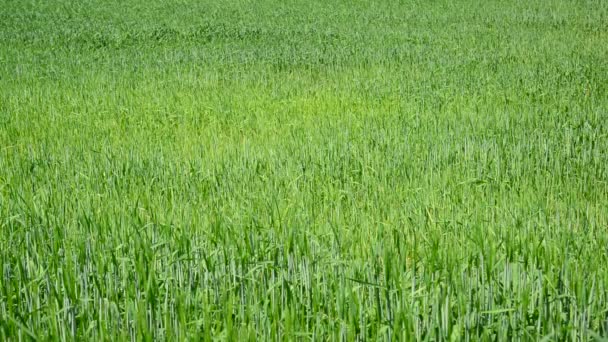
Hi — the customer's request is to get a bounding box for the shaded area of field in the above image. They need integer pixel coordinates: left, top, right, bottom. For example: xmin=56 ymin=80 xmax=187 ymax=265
xmin=1 ymin=0 xmax=608 ymax=340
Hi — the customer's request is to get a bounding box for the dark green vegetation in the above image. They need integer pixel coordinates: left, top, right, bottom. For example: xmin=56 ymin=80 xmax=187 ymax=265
xmin=1 ymin=0 xmax=608 ymax=340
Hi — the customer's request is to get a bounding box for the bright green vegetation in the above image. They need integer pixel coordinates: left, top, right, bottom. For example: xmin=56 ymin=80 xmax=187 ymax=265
xmin=1 ymin=0 xmax=608 ymax=340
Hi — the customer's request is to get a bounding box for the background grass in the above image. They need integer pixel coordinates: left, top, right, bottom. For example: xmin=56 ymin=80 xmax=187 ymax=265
xmin=1 ymin=0 xmax=608 ymax=340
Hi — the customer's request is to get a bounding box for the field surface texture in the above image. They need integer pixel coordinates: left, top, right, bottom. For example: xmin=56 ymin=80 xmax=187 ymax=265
xmin=1 ymin=0 xmax=608 ymax=340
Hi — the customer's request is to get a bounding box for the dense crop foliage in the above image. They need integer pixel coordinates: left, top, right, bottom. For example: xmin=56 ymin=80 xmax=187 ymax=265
xmin=1 ymin=0 xmax=608 ymax=340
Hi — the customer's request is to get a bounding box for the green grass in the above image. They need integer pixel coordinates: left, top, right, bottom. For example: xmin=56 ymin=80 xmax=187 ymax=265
xmin=1 ymin=0 xmax=608 ymax=340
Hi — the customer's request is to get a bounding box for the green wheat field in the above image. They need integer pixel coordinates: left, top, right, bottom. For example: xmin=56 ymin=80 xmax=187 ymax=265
xmin=1 ymin=0 xmax=608 ymax=340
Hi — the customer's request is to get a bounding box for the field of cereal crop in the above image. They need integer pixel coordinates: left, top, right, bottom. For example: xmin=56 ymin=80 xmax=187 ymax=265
xmin=1 ymin=0 xmax=608 ymax=339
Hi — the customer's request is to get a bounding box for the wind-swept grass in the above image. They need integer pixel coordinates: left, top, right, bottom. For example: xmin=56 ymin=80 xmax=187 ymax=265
xmin=1 ymin=0 xmax=608 ymax=340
